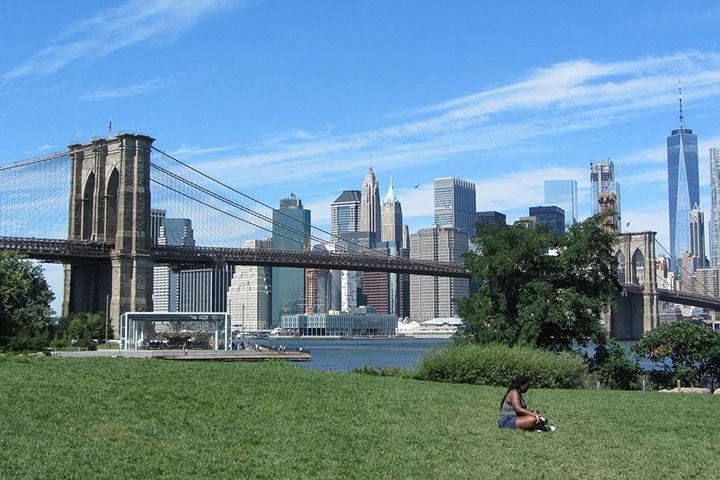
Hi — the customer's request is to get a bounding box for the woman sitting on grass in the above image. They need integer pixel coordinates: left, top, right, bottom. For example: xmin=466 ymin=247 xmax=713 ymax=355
xmin=498 ymin=375 xmax=555 ymax=432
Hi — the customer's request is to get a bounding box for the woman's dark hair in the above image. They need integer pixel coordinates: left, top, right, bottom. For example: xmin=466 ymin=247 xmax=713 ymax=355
xmin=499 ymin=375 xmax=530 ymax=411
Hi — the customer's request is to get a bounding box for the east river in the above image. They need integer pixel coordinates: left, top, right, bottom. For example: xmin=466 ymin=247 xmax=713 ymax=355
xmin=252 ymin=338 xmax=654 ymax=373
xmin=254 ymin=338 xmax=452 ymax=371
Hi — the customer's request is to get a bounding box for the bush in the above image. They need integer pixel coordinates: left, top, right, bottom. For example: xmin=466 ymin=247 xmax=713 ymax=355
xmin=632 ymin=321 xmax=720 ymax=388
xmin=350 ymin=365 xmax=414 ymax=379
xmin=414 ymin=342 xmax=587 ymax=388
xmin=588 ymin=339 xmax=640 ymax=390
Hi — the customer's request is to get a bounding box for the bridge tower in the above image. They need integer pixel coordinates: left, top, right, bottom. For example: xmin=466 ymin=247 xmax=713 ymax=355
xmin=62 ymin=134 xmax=155 ymax=333
xmin=608 ymin=231 xmax=659 ymax=340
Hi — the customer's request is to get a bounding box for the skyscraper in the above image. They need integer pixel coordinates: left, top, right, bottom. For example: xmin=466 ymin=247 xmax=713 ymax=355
xmin=380 ymin=177 xmax=403 ymax=245
xmin=227 ymin=239 xmax=271 ymax=332
xmin=178 ymin=264 xmax=234 ymax=312
xmin=434 ymin=177 xmax=477 ymax=236
xmin=359 ymin=165 xmax=381 ymax=242
xmin=710 ymin=147 xmax=720 ymax=266
xmin=152 ymin=216 xmax=195 ymax=312
xmin=409 ymin=227 xmax=469 ymax=321
xmin=330 ymin=190 xmax=361 ymax=238
xmin=667 ymin=84 xmax=699 ymax=274
xmin=528 ymin=206 xmax=565 ymax=235
xmin=271 ymin=194 xmax=311 ymax=326
xmin=544 ymin=180 xmax=578 ymax=228
xmin=688 ymin=204 xmax=707 ymax=274
xmin=476 ymin=211 xmax=506 ymax=229
xmin=590 ymin=161 xmax=621 ymax=232
xmin=305 ymin=243 xmax=332 ymax=314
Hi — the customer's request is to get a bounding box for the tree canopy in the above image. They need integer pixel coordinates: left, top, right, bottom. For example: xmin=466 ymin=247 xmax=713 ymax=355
xmin=459 ymin=215 xmax=621 ymax=351
xmin=0 ymin=251 xmax=55 ymax=351
xmin=632 ymin=321 xmax=720 ymax=388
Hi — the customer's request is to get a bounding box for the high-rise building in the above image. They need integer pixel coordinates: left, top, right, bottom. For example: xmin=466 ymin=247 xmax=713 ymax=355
xmin=177 ymin=264 xmax=234 ymax=312
xmin=150 ymin=209 xmax=166 ymax=245
xmin=710 ymin=148 xmax=720 ymax=266
xmin=227 ymin=239 xmax=271 ymax=332
xmin=667 ymin=83 xmax=700 ymax=275
xmin=359 ymin=165 xmax=381 ymax=242
xmin=305 ymin=244 xmax=332 ymax=314
xmin=153 ymin=216 xmax=195 ymax=312
xmin=434 ymin=177 xmax=477 ymax=236
xmin=271 ymin=194 xmax=311 ymax=327
xmin=410 ymin=227 xmax=469 ymax=322
xmin=330 ymin=190 xmax=361 ymax=238
xmin=381 ymin=178 xmax=403 ymax=245
xmin=529 ymin=206 xmax=565 ymax=235
xmin=476 ymin=211 xmax=506 ymax=229
xmin=688 ymin=204 xmax=708 ymax=273
xmin=590 ymin=161 xmax=621 ymax=232
xmin=544 ymin=180 xmax=578 ymax=228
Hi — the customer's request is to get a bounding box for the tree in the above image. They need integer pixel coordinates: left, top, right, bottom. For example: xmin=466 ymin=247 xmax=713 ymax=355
xmin=55 ymin=312 xmax=112 ymax=349
xmin=589 ymin=339 xmax=640 ymax=390
xmin=459 ymin=214 xmax=621 ymax=351
xmin=0 ymin=251 xmax=55 ymax=351
xmin=631 ymin=321 xmax=720 ymax=388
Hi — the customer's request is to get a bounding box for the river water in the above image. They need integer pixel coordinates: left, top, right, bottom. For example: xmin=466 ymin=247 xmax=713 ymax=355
xmin=252 ymin=338 xmax=657 ymax=373
xmin=254 ymin=338 xmax=451 ymax=371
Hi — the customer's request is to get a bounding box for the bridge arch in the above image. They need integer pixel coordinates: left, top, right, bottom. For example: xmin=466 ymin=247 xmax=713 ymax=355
xmin=82 ymin=172 xmax=95 ymax=240
xmin=632 ymin=248 xmax=645 ymax=286
xmin=616 ymin=249 xmax=625 ymax=283
xmin=104 ymin=167 xmax=119 ymax=243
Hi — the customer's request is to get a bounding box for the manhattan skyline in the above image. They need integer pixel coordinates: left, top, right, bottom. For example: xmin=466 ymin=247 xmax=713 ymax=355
xmin=4 ymin=1 xmax=720 ymax=310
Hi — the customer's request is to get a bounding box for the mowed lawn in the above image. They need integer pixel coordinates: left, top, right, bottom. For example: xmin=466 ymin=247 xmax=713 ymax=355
xmin=1 ymin=357 xmax=718 ymax=480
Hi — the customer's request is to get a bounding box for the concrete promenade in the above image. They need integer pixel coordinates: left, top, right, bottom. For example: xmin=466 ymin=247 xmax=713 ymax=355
xmin=52 ymin=349 xmax=310 ymax=362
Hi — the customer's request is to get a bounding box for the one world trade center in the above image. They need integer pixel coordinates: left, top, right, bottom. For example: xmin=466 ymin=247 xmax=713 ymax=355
xmin=667 ymin=83 xmax=699 ymax=277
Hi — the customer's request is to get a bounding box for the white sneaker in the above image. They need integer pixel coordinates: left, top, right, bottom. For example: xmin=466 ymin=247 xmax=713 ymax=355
xmin=544 ymin=425 xmax=556 ymax=432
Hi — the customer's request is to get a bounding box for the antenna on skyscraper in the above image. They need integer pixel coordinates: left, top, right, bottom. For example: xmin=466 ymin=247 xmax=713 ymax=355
xmin=678 ymin=80 xmax=684 ymax=129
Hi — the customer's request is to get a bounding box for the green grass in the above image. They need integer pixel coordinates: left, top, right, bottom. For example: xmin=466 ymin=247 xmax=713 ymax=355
xmin=1 ymin=356 xmax=718 ymax=480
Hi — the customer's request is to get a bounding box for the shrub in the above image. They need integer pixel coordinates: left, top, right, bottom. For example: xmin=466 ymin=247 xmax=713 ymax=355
xmin=350 ymin=365 xmax=414 ymax=379
xmin=588 ymin=339 xmax=640 ymax=390
xmin=414 ymin=342 xmax=587 ymax=388
xmin=632 ymin=321 xmax=720 ymax=388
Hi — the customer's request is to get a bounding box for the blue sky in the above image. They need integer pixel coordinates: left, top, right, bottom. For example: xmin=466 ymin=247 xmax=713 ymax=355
xmin=3 ymin=0 xmax=720 ymax=311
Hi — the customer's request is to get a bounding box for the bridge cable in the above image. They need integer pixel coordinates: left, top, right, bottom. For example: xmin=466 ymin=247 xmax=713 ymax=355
xmin=150 ymin=146 xmax=403 ymax=260
xmin=654 ymin=239 xmax=716 ymax=298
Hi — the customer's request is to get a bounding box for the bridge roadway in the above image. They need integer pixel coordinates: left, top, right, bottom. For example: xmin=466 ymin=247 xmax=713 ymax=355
xmin=0 ymin=236 xmax=470 ymax=278
xmin=5 ymin=236 xmax=720 ymax=308
xmin=621 ymin=283 xmax=720 ymax=311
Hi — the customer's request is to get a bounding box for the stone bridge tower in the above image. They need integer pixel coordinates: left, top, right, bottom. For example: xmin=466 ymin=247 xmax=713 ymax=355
xmin=62 ymin=134 xmax=155 ymax=333
xmin=608 ymin=231 xmax=659 ymax=340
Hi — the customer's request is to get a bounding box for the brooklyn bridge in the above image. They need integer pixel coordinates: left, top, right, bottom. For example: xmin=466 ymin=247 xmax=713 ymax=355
xmin=1 ymin=133 xmax=718 ymax=339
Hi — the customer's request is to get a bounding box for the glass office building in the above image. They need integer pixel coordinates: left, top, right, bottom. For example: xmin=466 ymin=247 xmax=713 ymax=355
xmin=667 ymin=124 xmax=699 ymax=275
xmin=271 ymin=194 xmax=311 ymax=327
xmin=434 ymin=177 xmax=476 ymax=237
xmin=544 ymin=180 xmax=577 ymax=228
xmin=710 ymin=148 xmax=720 ymax=266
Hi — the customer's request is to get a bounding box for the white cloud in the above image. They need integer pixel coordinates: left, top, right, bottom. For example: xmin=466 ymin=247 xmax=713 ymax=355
xmin=4 ymin=0 xmax=247 ymax=80
xmin=79 ymin=79 xmax=166 ymax=101
xmin=177 ymin=51 xmax=720 ymax=193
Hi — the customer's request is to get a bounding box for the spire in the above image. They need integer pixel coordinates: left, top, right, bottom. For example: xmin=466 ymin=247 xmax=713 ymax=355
xmin=678 ymin=80 xmax=684 ymax=130
xmin=384 ymin=177 xmax=398 ymax=203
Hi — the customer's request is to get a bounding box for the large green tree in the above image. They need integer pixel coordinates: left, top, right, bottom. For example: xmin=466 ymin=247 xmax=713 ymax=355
xmin=460 ymin=215 xmax=621 ymax=351
xmin=631 ymin=321 xmax=720 ymax=388
xmin=0 ymin=251 xmax=55 ymax=351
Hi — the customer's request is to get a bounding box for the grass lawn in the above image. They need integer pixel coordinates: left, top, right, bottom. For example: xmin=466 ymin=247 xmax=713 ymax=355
xmin=1 ymin=356 xmax=718 ymax=480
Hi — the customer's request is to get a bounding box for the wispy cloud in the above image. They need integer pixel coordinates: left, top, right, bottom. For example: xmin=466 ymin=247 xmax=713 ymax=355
xmin=180 ymin=51 xmax=720 ymax=191
xmin=22 ymin=144 xmax=56 ymax=155
xmin=4 ymin=0 xmax=246 ymax=80
xmin=79 ymin=79 xmax=166 ymax=101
